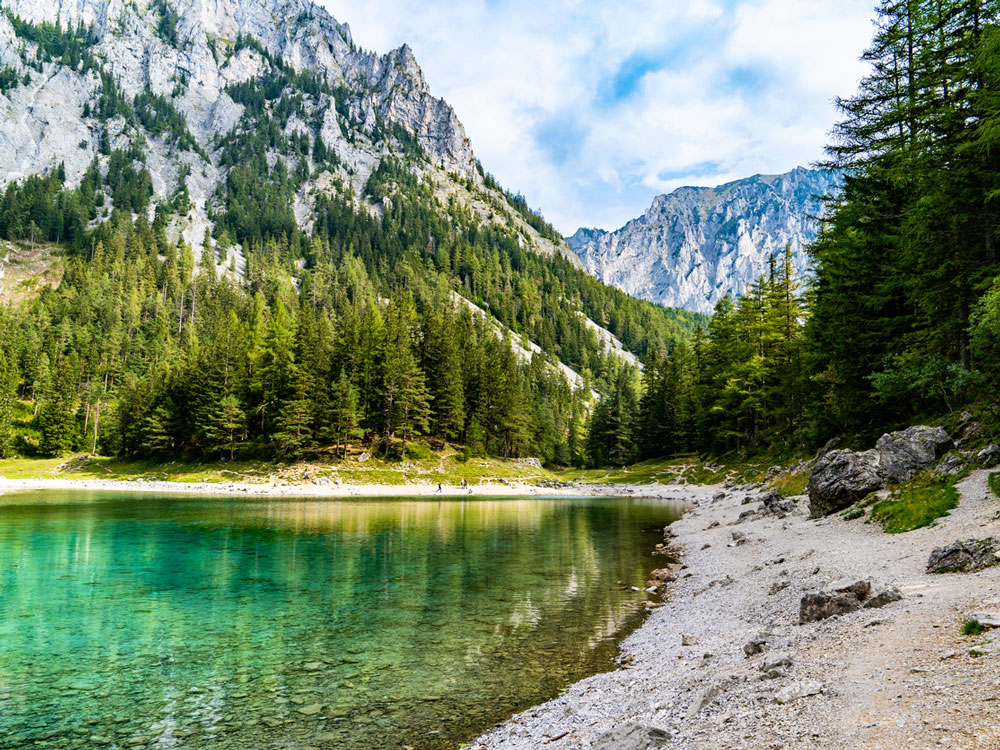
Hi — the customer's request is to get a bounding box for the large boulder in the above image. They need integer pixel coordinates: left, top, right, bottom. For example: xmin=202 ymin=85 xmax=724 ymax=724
xmin=807 ymin=426 xmax=953 ymax=517
xmin=876 ymin=426 xmax=953 ymax=483
xmin=927 ymin=538 xmax=998 ymax=573
xmin=807 ymin=449 xmax=884 ymax=517
xmin=799 ymin=591 xmax=863 ymax=623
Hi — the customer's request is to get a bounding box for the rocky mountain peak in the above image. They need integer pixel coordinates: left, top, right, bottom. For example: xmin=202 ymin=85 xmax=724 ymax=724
xmin=0 ymin=0 xmax=487 ymax=263
xmin=568 ymin=168 xmax=840 ymax=314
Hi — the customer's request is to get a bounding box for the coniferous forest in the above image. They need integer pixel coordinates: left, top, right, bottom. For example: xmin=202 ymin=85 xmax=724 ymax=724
xmin=3 ymin=1 xmax=1000 ymax=468
xmin=591 ymin=0 xmax=1000 ymax=463
xmin=0 ymin=13 xmax=699 ymax=465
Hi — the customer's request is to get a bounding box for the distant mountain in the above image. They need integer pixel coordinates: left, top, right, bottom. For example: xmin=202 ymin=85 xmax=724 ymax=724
xmin=567 ymin=167 xmax=841 ymax=314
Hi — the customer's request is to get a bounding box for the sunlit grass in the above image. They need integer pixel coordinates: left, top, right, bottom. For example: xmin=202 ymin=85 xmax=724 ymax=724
xmin=871 ymin=472 xmax=959 ymax=534
xmin=0 ymin=449 xmax=562 ymax=487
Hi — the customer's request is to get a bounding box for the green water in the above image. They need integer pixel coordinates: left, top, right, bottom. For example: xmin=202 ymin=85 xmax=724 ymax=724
xmin=0 ymin=492 xmax=683 ymax=749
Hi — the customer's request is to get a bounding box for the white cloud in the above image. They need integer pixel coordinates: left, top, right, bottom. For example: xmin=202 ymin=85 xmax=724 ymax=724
xmin=320 ymin=0 xmax=876 ymax=233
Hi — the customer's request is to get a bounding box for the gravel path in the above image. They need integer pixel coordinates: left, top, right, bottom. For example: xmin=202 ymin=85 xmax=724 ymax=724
xmin=471 ymin=471 xmax=1000 ymax=750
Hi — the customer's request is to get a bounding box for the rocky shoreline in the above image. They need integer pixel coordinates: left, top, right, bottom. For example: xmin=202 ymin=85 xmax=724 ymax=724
xmin=471 ymin=471 xmax=1000 ymax=750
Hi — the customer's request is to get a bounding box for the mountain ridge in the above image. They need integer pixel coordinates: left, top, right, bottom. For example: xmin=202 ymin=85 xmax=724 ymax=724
xmin=568 ymin=166 xmax=840 ymax=313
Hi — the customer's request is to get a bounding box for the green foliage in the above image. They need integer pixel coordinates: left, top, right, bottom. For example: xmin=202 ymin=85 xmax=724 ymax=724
xmin=0 ymin=66 xmax=20 ymax=95
xmin=403 ymin=440 xmax=433 ymax=460
xmin=962 ymin=619 xmax=987 ymax=637
xmin=153 ymin=0 xmax=180 ymax=47
xmin=0 ymin=351 xmax=19 ymax=458
xmin=989 ymin=472 xmax=1000 ymax=498
xmin=6 ymin=12 xmax=96 ymax=71
xmin=808 ymin=0 xmax=1000 ymax=441
xmin=771 ymin=470 xmax=809 ymax=497
xmin=606 ymin=245 xmax=810 ymax=462
xmin=37 ymin=356 xmax=81 ymax=457
xmin=587 ymin=367 xmax=638 ymax=467
xmin=870 ymin=472 xmax=959 ymax=534
xmin=135 ymin=88 xmax=207 ymax=157
xmin=479 ymin=164 xmax=563 ymax=244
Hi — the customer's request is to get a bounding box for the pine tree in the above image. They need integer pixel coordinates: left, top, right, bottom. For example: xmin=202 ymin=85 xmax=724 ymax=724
xmin=421 ymin=310 xmax=465 ymax=439
xmin=142 ymin=402 xmax=176 ymax=456
xmin=380 ymin=297 xmax=430 ymax=457
xmin=203 ymin=394 xmax=246 ymax=460
xmin=0 ymin=352 xmax=19 ymax=458
xmin=38 ymin=356 xmax=80 ymax=456
xmin=328 ymin=368 xmax=361 ymax=459
xmin=273 ymin=365 xmax=314 ymax=457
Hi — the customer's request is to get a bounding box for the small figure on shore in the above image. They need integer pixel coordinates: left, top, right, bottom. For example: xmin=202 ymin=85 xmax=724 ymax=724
xmin=436 ymin=482 xmax=442 ymax=494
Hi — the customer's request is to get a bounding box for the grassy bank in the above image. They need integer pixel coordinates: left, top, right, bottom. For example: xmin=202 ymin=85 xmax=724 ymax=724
xmin=0 ymin=451 xmax=562 ymax=487
xmin=0 ymin=450 xmax=814 ymax=490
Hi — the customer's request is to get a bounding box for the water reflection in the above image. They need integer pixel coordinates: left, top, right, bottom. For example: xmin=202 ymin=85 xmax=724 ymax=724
xmin=0 ymin=493 xmax=682 ymax=749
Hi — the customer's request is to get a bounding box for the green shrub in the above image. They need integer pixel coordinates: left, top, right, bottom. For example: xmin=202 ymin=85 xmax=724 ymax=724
xmin=403 ymin=440 xmax=433 ymax=460
xmin=870 ymin=472 xmax=959 ymax=534
xmin=989 ymin=472 xmax=1000 ymax=499
xmin=962 ymin=619 xmax=986 ymax=637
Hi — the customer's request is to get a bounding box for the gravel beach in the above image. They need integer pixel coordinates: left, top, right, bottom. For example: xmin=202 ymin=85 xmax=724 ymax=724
xmin=471 ymin=472 xmax=1000 ymax=750
xmin=0 ymin=476 xmax=696 ymax=499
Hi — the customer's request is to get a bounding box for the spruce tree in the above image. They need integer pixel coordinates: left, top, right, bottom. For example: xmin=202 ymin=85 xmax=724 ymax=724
xmin=0 ymin=353 xmax=18 ymax=458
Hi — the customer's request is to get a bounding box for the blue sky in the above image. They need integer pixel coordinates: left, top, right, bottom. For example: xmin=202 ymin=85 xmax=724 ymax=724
xmin=321 ymin=0 xmax=876 ymax=234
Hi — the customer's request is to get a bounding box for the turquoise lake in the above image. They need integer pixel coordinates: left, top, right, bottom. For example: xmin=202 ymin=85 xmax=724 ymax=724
xmin=0 ymin=492 xmax=683 ymax=749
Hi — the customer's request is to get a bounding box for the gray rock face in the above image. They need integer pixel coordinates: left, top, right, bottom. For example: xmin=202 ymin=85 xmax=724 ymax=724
xmin=927 ymin=539 xmax=998 ymax=574
xmin=825 ymin=579 xmax=872 ymax=601
xmin=807 ymin=449 xmax=884 ymax=518
xmin=876 ymin=426 xmax=953 ymax=483
xmin=799 ymin=592 xmax=862 ymax=623
xmin=567 ymin=168 xmax=841 ymax=314
xmin=592 ymin=723 xmax=669 ymax=750
xmin=935 ymin=452 xmax=967 ymax=475
xmin=807 ymin=426 xmax=953 ymax=517
xmin=3 ymin=0 xmax=571 ymax=270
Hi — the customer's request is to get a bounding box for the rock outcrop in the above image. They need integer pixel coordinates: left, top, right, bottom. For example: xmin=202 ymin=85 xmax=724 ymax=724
xmin=800 ymin=590 xmax=864 ymax=623
xmin=567 ymin=168 xmax=841 ymax=314
xmin=977 ymin=444 xmax=1000 ymax=468
xmin=927 ymin=539 xmax=998 ymax=574
xmin=808 ymin=426 xmax=953 ymax=517
xmin=592 ymin=723 xmax=669 ymax=750
xmin=807 ymin=450 xmax=884 ymax=517
xmin=798 ymin=579 xmax=902 ymax=623
xmin=875 ymin=426 xmax=953 ymax=483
